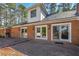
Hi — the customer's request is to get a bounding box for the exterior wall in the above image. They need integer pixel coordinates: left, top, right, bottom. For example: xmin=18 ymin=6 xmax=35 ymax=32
xmin=11 ymin=27 xmax=20 ymax=39
xmin=47 ymin=24 xmax=51 ymax=42
xmin=71 ymin=20 xmax=79 ymax=45
xmin=6 ymin=28 xmax=11 ymax=37
xmin=27 ymin=20 xmax=79 ymax=45
xmin=6 ymin=29 xmax=10 ymax=33
xmin=0 ymin=19 xmax=79 ymax=45
xmin=28 ymin=21 xmax=71 ymax=42
xmin=0 ymin=28 xmax=5 ymax=37
xmin=40 ymin=9 xmax=46 ymax=20
xmin=27 ymin=26 xmax=35 ymax=40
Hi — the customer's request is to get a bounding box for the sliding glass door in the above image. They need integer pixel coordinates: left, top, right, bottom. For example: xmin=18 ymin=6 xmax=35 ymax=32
xmin=51 ymin=23 xmax=71 ymax=42
xmin=35 ymin=25 xmax=47 ymax=40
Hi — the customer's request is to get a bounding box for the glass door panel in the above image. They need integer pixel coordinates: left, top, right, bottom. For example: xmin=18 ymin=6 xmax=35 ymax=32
xmin=61 ymin=25 xmax=69 ymax=40
xmin=41 ymin=27 xmax=46 ymax=38
xmin=36 ymin=27 xmax=41 ymax=38
xmin=53 ymin=25 xmax=60 ymax=39
xmin=21 ymin=29 xmax=24 ymax=38
xmin=24 ymin=29 xmax=27 ymax=38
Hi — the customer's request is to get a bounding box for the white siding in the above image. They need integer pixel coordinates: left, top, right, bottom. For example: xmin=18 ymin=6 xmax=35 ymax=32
xmin=27 ymin=6 xmax=45 ymax=23
xmin=40 ymin=10 xmax=46 ymax=20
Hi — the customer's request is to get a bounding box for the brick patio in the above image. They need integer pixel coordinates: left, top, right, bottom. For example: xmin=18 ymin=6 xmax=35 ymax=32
xmin=0 ymin=38 xmax=79 ymax=56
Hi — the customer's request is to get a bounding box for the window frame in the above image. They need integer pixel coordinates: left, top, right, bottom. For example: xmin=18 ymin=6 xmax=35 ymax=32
xmin=35 ymin=25 xmax=48 ymax=40
xmin=51 ymin=23 xmax=71 ymax=42
xmin=30 ymin=9 xmax=36 ymax=18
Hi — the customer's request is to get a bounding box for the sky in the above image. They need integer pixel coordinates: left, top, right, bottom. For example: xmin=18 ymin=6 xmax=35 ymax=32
xmin=16 ymin=3 xmax=34 ymax=8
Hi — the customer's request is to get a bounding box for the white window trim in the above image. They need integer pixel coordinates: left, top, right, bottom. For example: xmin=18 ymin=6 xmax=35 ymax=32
xmin=35 ymin=25 xmax=48 ymax=40
xmin=51 ymin=23 xmax=71 ymax=43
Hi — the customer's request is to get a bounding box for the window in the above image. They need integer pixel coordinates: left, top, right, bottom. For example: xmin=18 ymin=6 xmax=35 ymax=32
xmin=53 ymin=25 xmax=69 ymax=39
xmin=25 ymin=29 xmax=27 ymax=32
xmin=35 ymin=25 xmax=47 ymax=39
xmin=21 ymin=29 xmax=27 ymax=33
xmin=37 ymin=27 xmax=40 ymax=33
xmin=52 ymin=23 xmax=71 ymax=42
xmin=21 ymin=29 xmax=24 ymax=33
xmin=31 ymin=9 xmax=36 ymax=18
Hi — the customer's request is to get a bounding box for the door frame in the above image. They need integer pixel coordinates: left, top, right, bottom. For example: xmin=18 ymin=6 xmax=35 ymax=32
xmin=51 ymin=23 xmax=71 ymax=42
xmin=20 ymin=27 xmax=27 ymax=38
xmin=35 ymin=25 xmax=48 ymax=40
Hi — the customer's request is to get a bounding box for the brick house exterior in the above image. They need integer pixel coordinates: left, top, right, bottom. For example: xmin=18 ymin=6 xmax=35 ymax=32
xmin=0 ymin=3 xmax=79 ymax=45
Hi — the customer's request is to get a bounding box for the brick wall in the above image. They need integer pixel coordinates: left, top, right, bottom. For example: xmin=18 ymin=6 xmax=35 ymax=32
xmin=47 ymin=24 xmax=51 ymax=42
xmin=8 ymin=19 xmax=79 ymax=45
xmin=0 ymin=29 xmax=5 ymax=37
xmin=71 ymin=20 xmax=79 ymax=45
xmin=27 ymin=26 xmax=35 ymax=40
xmin=11 ymin=27 xmax=20 ymax=39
